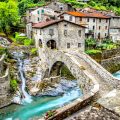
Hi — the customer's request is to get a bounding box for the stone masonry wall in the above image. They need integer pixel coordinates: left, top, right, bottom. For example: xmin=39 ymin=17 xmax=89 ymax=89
xmin=101 ymin=56 xmax=120 ymax=73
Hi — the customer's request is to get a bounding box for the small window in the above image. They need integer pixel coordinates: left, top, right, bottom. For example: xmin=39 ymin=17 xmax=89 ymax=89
xmin=106 ymin=19 xmax=108 ymax=23
xmin=105 ymin=33 xmax=107 ymax=37
xmin=93 ymin=18 xmax=95 ymax=22
xmin=38 ymin=17 xmax=40 ymax=21
xmin=78 ymin=30 xmax=81 ymax=37
xmin=40 ymin=30 xmax=42 ymax=35
xmin=93 ymin=26 xmax=95 ymax=30
xmin=64 ymin=24 xmax=67 ymax=27
xmin=37 ymin=11 xmax=40 ymax=14
xmin=67 ymin=43 xmax=70 ymax=48
xmin=54 ymin=2 xmax=56 ymax=5
xmin=99 ymin=19 xmax=101 ymax=23
xmin=41 ymin=9 xmax=44 ymax=14
xmin=64 ymin=30 xmax=67 ymax=36
xmin=105 ymin=26 xmax=107 ymax=30
xmin=78 ymin=43 xmax=81 ymax=48
xmin=69 ymin=16 xmax=72 ymax=21
xmin=87 ymin=18 xmax=89 ymax=22
xmin=80 ymin=17 xmax=82 ymax=21
xmin=98 ymin=32 xmax=100 ymax=39
xmin=49 ymin=29 xmax=54 ymax=36
xmin=99 ymin=26 xmax=101 ymax=30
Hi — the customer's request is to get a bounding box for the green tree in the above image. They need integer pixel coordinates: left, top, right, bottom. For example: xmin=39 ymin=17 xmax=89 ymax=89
xmin=0 ymin=0 xmax=20 ymax=36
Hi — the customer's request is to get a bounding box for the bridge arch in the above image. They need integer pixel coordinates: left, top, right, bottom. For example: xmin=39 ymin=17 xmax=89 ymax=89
xmin=50 ymin=61 xmax=76 ymax=79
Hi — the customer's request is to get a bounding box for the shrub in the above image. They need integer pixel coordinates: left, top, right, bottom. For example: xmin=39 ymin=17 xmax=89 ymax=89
xmin=85 ymin=49 xmax=102 ymax=55
xmin=15 ymin=32 xmax=34 ymax=46
xmin=24 ymin=39 xmax=34 ymax=46
xmin=0 ymin=47 xmax=8 ymax=55
xmin=30 ymin=48 xmax=38 ymax=56
xmin=10 ymin=79 xmax=18 ymax=92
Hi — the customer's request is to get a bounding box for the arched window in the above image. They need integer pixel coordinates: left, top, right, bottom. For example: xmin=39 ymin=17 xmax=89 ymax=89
xmin=47 ymin=40 xmax=57 ymax=49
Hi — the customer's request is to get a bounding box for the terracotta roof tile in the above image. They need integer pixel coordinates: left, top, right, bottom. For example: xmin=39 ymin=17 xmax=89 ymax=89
xmin=66 ymin=11 xmax=110 ymax=18
xmin=32 ymin=19 xmax=86 ymax=28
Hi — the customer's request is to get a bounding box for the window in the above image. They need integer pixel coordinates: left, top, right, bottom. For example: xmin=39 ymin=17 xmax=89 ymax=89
xmin=99 ymin=26 xmax=101 ymax=30
xmin=80 ymin=17 xmax=82 ymax=21
xmin=67 ymin=43 xmax=70 ymax=48
xmin=64 ymin=24 xmax=67 ymax=27
xmin=64 ymin=30 xmax=67 ymax=36
xmin=40 ymin=30 xmax=42 ymax=35
xmin=41 ymin=9 xmax=44 ymax=14
xmin=60 ymin=7 xmax=63 ymax=11
xmin=93 ymin=18 xmax=95 ymax=22
xmin=38 ymin=17 xmax=40 ymax=21
xmin=98 ymin=32 xmax=100 ymax=39
xmin=106 ymin=19 xmax=108 ymax=23
xmin=78 ymin=43 xmax=81 ymax=48
xmin=78 ymin=30 xmax=81 ymax=37
xmin=105 ymin=26 xmax=107 ymax=30
xmin=105 ymin=33 xmax=107 ymax=37
xmin=87 ymin=18 xmax=89 ymax=22
xmin=49 ymin=29 xmax=54 ymax=36
xmin=54 ymin=2 xmax=56 ymax=5
xmin=99 ymin=19 xmax=101 ymax=23
xmin=69 ymin=16 xmax=72 ymax=21
xmin=93 ymin=26 xmax=95 ymax=30
xmin=37 ymin=10 xmax=40 ymax=14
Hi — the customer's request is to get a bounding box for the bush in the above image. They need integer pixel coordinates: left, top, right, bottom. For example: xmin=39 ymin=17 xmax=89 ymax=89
xmin=10 ymin=79 xmax=18 ymax=92
xmin=30 ymin=48 xmax=38 ymax=56
xmin=15 ymin=32 xmax=34 ymax=46
xmin=85 ymin=49 xmax=102 ymax=55
xmin=0 ymin=47 xmax=8 ymax=55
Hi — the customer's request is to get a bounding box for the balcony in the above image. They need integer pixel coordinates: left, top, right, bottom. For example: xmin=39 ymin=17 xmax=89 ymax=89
xmin=85 ymin=29 xmax=94 ymax=34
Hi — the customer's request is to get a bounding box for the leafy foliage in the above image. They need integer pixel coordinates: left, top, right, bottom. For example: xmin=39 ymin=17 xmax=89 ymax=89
xmin=10 ymin=79 xmax=18 ymax=92
xmin=0 ymin=0 xmax=20 ymax=35
xmin=85 ymin=49 xmax=102 ymax=55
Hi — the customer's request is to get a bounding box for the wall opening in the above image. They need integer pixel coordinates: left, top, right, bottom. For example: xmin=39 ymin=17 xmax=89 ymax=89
xmin=50 ymin=61 xmax=76 ymax=80
xmin=47 ymin=40 xmax=57 ymax=49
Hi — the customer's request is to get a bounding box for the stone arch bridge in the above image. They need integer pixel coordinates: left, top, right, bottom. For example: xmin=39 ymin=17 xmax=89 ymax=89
xmin=38 ymin=48 xmax=120 ymax=96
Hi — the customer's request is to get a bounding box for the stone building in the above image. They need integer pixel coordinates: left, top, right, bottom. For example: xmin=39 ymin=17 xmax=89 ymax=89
xmin=59 ymin=11 xmax=110 ymax=41
xmin=46 ymin=0 xmax=74 ymax=13
xmin=109 ymin=16 xmax=120 ymax=42
xmin=32 ymin=19 xmax=86 ymax=51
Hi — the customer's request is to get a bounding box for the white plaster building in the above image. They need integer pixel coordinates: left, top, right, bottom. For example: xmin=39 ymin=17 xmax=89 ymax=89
xmin=109 ymin=16 xmax=120 ymax=42
xmin=59 ymin=11 xmax=110 ymax=41
xmin=32 ymin=19 xmax=86 ymax=51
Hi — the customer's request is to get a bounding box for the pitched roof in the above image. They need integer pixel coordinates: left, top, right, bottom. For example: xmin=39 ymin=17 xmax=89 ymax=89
xmin=32 ymin=19 xmax=86 ymax=29
xmin=65 ymin=11 xmax=110 ymax=19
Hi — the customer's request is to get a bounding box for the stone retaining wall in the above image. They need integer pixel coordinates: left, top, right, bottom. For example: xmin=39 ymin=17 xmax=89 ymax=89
xmin=80 ymin=51 xmax=120 ymax=88
xmin=102 ymin=48 xmax=120 ymax=59
xmin=101 ymin=56 xmax=120 ymax=73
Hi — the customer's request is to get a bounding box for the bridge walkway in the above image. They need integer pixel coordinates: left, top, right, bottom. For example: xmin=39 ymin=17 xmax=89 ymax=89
xmin=65 ymin=50 xmax=113 ymax=96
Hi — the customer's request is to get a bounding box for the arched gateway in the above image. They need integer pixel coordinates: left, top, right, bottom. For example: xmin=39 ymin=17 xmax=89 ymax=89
xmin=47 ymin=40 xmax=57 ymax=49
